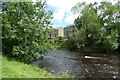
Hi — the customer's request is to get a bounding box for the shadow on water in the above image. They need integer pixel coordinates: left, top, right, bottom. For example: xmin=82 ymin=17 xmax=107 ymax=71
xmin=33 ymin=50 xmax=120 ymax=78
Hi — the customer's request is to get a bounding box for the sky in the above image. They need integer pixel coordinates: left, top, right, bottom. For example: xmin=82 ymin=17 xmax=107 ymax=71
xmin=33 ymin=0 xmax=117 ymax=28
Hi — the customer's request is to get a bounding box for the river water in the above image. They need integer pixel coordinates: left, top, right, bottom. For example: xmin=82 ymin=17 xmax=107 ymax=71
xmin=33 ymin=50 xmax=119 ymax=78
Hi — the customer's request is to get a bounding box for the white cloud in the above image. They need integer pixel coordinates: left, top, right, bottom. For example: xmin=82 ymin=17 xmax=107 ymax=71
xmin=45 ymin=0 xmax=103 ymax=27
xmin=64 ymin=12 xmax=79 ymax=24
xmin=46 ymin=0 xmax=102 ymax=11
xmin=46 ymin=0 xmax=78 ymax=11
xmin=64 ymin=15 xmax=74 ymax=24
xmin=46 ymin=0 xmax=82 ymax=25
xmin=32 ymin=0 xmax=117 ymax=28
xmin=52 ymin=9 xmax=65 ymax=21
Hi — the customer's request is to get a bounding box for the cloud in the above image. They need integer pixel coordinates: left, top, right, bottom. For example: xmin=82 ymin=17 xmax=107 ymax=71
xmin=64 ymin=15 xmax=74 ymax=24
xmin=45 ymin=0 xmax=103 ymax=27
xmin=46 ymin=0 xmax=102 ymax=10
xmin=32 ymin=0 xmax=117 ymax=28
xmin=52 ymin=9 xmax=65 ymax=21
xmin=64 ymin=13 xmax=79 ymax=24
xmin=46 ymin=0 xmax=78 ymax=10
xmin=46 ymin=0 xmax=81 ymax=25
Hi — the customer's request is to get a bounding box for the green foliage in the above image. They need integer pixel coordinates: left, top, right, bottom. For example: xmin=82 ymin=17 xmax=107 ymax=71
xmin=55 ymin=36 xmax=65 ymax=45
xmin=2 ymin=1 xmax=53 ymax=62
xmin=0 ymin=54 xmax=1 ymax=78
xmin=72 ymin=1 xmax=120 ymax=53
xmin=47 ymin=39 xmax=59 ymax=50
xmin=64 ymin=37 xmax=78 ymax=51
xmin=48 ymin=36 xmax=66 ymax=50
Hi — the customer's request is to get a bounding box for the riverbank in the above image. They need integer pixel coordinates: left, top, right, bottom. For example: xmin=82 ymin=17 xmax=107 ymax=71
xmin=2 ymin=55 xmax=69 ymax=78
xmin=58 ymin=47 xmax=120 ymax=54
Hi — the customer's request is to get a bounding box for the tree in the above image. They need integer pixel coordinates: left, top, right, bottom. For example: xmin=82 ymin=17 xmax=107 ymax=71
xmin=55 ymin=36 xmax=64 ymax=44
xmin=72 ymin=1 xmax=119 ymax=53
xmin=2 ymin=1 xmax=53 ymax=62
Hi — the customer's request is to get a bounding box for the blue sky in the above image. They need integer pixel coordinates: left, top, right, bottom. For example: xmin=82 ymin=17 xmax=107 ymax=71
xmin=45 ymin=0 xmax=102 ymax=28
xmin=46 ymin=5 xmax=70 ymax=27
xmin=33 ymin=0 xmax=117 ymax=28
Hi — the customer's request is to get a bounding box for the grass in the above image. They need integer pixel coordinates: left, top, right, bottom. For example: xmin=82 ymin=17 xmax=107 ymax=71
xmin=2 ymin=55 xmax=69 ymax=78
xmin=0 ymin=54 xmax=2 ymax=79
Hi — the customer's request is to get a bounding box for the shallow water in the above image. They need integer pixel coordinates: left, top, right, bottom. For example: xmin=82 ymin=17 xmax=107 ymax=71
xmin=33 ymin=50 xmax=119 ymax=78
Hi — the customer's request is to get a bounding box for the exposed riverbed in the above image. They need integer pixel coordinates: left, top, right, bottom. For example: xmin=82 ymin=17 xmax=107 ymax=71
xmin=33 ymin=50 xmax=119 ymax=78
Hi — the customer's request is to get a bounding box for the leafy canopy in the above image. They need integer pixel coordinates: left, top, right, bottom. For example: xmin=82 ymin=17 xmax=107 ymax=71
xmin=2 ymin=1 xmax=53 ymax=62
xmin=72 ymin=1 xmax=120 ymax=53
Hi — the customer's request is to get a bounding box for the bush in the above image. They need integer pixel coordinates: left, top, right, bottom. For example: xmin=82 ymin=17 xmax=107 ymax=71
xmin=64 ymin=37 xmax=78 ymax=51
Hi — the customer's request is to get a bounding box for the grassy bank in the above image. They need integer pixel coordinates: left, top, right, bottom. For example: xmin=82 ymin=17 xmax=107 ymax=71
xmin=2 ymin=55 xmax=69 ymax=78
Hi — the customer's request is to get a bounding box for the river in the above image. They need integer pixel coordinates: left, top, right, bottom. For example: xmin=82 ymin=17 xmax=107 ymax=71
xmin=33 ymin=50 xmax=119 ymax=78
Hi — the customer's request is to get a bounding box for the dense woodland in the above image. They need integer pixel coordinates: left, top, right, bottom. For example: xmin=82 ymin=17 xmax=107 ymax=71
xmin=2 ymin=1 xmax=120 ymax=63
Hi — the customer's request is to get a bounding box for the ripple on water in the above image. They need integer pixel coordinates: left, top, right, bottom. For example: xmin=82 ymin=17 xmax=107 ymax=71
xmin=33 ymin=50 xmax=119 ymax=78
